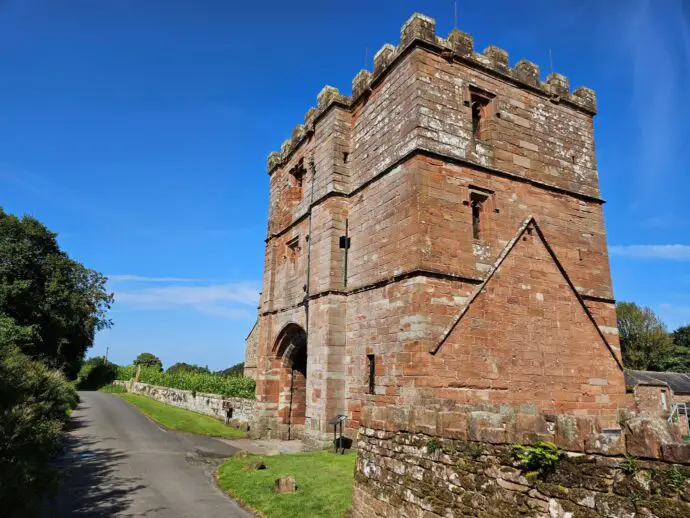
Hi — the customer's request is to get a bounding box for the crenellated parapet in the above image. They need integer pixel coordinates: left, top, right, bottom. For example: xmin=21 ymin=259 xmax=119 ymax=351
xmin=267 ymin=12 xmax=597 ymax=174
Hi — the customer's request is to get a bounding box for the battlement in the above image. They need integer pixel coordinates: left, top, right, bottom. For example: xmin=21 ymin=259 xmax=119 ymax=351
xmin=267 ymin=12 xmax=597 ymax=174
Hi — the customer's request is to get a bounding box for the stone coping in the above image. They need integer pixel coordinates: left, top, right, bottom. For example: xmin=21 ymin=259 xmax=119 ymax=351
xmin=360 ymin=405 xmax=690 ymax=465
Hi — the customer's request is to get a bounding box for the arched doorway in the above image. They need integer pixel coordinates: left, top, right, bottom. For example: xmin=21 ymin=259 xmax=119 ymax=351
xmin=274 ymin=324 xmax=307 ymax=440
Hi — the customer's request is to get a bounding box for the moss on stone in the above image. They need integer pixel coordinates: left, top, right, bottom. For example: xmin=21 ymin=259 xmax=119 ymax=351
xmin=645 ymin=494 xmax=690 ymax=518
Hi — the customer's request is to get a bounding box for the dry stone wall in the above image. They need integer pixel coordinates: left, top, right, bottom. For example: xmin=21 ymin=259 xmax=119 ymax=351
xmin=123 ymin=381 xmax=255 ymax=427
xmin=353 ymin=406 xmax=690 ymax=517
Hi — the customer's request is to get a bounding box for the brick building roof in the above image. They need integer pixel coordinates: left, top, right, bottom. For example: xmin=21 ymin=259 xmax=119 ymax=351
xmin=625 ymin=370 xmax=690 ymax=394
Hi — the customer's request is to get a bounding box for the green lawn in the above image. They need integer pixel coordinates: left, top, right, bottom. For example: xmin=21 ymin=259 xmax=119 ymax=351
xmin=98 ymin=384 xmax=127 ymax=394
xmin=118 ymin=393 xmax=247 ymax=439
xmin=217 ymin=451 xmax=356 ymax=517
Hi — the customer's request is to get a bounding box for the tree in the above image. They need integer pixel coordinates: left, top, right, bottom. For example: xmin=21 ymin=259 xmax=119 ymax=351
xmin=0 ymin=209 xmax=113 ymax=378
xmin=134 ymin=352 xmax=163 ymax=371
xmin=217 ymin=362 xmax=245 ymax=377
xmin=662 ymin=325 xmax=690 ymax=372
xmin=672 ymin=325 xmax=690 ymax=350
xmin=167 ymin=362 xmax=209 ymax=375
xmin=616 ymin=302 xmax=673 ymax=371
xmin=0 ymin=314 xmax=78 ymax=516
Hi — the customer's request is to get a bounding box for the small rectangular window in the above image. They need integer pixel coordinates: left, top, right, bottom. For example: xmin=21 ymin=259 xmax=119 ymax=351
xmin=286 ymin=236 xmax=300 ymax=266
xmin=470 ymin=90 xmax=493 ymax=140
xmin=367 ymin=354 xmax=375 ymax=395
xmin=661 ymin=390 xmax=668 ymax=411
xmin=289 ymin=158 xmax=306 ymax=196
xmin=470 ymin=191 xmax=489 ymax=240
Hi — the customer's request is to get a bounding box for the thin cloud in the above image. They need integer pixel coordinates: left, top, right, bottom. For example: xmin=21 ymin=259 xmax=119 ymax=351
xmin=108 ymin=274 xmax=207 ymax=283
xmin=114 ymin=281 xmax=260 ymax=319
xmin=610 ymin=245 xmax=690 ymax=260
xmin=624 ymin=0 xmax=690 ymax=192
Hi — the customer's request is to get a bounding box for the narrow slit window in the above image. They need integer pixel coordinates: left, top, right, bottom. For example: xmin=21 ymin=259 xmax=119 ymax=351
xmin=470 ymin=91 xmax=492 ymax=140
xmin=286 ymin=236 xmax=300 ymax=267
xmin=470 ymin=192 xmax=488 ymax=240
xmin=289 ymin=159 xmax=306 ymax=198
xmin=367 ymin=354 xmax=375 ymax=395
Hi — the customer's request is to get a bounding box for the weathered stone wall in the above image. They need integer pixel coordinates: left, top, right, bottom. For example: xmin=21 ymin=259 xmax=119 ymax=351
xmin=251 ymin=12 xmax=622 ymax=446
xmin=244 ymin=320 xmax=259 ymax=380
xmin=353 ymin=407 xmax=690 ymax=517
xmin=634 ymin=385 xmax=672 ymax=419
xmin=123 ymin=381 xmax=255 ymax=426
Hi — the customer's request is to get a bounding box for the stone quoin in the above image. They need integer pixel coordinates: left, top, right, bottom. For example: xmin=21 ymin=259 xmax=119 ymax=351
xmin=245 ymin=12 xmax=628 ymax=448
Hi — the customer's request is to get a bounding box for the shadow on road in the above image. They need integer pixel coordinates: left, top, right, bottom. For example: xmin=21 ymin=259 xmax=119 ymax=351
xmin=45 ymin=409 xmax=147 ymax=516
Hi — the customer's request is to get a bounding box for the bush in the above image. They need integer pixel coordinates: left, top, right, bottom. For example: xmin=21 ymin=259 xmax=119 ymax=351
xmin=76 ymin=357 xmax=119 ymax=390
xmin=0 ymin=316 xmax=79 ymax=516
xmin=116 ymin=365 xmax=255 ymax=399
xmin=116 ymin=364 xmax=136 ymax=381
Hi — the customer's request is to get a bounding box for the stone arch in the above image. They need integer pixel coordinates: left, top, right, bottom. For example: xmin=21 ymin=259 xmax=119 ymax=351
xmin=273 ymin=323 xmax=307 ymax=439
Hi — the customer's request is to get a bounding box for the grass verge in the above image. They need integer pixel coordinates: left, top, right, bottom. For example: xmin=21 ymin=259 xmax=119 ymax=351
xmin=118 ymin=393 xmax=247 ymax=439
xmin=98 ymin=384 xmax=127 ymax=394
xmin=217 ymin=451 xmax=355 ymax=517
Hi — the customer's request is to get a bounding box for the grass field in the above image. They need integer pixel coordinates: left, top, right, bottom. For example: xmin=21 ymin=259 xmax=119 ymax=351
xmin=217 ymin=450 xmax=356 ymax=517
xmin=98 ymin=384 xmax=127 ymax=394
xmin=119 ymin=393 xmax=247 ymax=439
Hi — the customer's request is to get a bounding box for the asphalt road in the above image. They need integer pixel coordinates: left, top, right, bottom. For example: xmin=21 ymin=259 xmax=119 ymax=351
xmin=45 ymin=391 xmax=251 ymax=517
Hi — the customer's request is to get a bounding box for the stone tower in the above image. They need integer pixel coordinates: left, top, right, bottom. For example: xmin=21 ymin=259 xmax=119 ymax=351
xmin=248 ymin=13 xmax=629 ymax=446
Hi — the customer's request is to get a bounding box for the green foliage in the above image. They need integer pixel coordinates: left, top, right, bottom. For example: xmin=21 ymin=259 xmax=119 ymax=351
xmin=116 ymin=364 xmax=136 ymax=380
xmin=118 ymin=365 xmax=255 ymax=399
xmin=167 ymin=362 xmax=209 ymax=375
xmin=0 ymin=314 xmax=79 ymax=516
xmin=217 ymin=451 xmax=356 ymax=518
xmin=216 ymin=362 xmax=245 ymax=377
xmin=120 ymin=394 xmax=246 ymax=438
xmin=622 ymin=454 xmax=640 ymax=475
xmin=426 ymin=438 xmax=441 ymax=453
xmin=0 ymin=209 xmax=113 ymax=378
xmin=98 ymin=384 xmax=126 ymax=394
xmin=663 ymin=325 xmax=690 ymax=372
xmin=511 ymin=441 xmax=564 ymax=478
xmin=134 ymin=352 xmax=163 ymax=371
xmin=617 ymin=302 xmax=673 ymax=371
xmin=76 ymin=356 xmax=119 ymax=390
xmin=666 ymin=465 xmax=686 ymax=493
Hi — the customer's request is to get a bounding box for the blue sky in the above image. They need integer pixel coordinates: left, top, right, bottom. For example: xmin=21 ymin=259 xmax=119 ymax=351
xmin=1 ymin=1 xmax=689 ymax=370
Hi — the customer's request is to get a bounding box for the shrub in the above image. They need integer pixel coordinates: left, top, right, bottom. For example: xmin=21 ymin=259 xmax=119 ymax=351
xmin=116 ymin=365 xmax=255 ymax=399
xmin=511 ymin=441 xmax=564 ymax=478
xmin=76 ymin=357 xmax=119 ymax=390
xmin=116 ymin=364 xmax=136 ymax=381
xmin=0 ymin=316 xmax=79 ymax=516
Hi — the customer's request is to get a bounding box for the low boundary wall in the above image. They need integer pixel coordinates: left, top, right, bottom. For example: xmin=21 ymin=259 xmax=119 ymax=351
xmin=353 ymin=406 xmax=690 ymax=517
xmin=116 ymin=380 xmax=255 ymax=428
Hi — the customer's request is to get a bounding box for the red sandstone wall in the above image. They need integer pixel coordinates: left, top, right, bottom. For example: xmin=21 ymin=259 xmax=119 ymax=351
xmin=254 ymin=13 xmax=623 ymax=443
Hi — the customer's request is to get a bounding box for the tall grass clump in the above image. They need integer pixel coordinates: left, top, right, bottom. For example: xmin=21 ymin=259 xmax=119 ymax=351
xmin=117 ymin=366 xmax=255 ymax=399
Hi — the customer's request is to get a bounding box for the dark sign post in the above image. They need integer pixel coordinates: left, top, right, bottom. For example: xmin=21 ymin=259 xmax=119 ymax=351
xmin=222 ymin=400 xmax=234 ymax=425
xmin=328 ymin=414 xmax=348 ymax=454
